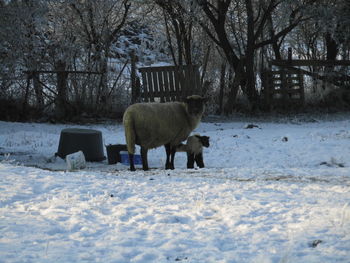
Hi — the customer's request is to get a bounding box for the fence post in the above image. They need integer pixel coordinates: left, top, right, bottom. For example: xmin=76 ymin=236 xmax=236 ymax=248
xmin=218 ymin=62 xmax=226 ymax=114
xmin=130 ymin=52 xmax=139 ymax=104
xmin=22 ymin=73 xmax=31 ymax=118
xmin=33 ymin=72 xmax=44 ymax=110
xmin=55 ymin=60 xmax=68 ymax=119
xmin=288 ymin=47 xmax=292 ymax=61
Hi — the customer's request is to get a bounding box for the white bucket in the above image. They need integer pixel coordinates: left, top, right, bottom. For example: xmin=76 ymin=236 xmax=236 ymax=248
xmin=66 ymin=151 xmax=86 ymax=171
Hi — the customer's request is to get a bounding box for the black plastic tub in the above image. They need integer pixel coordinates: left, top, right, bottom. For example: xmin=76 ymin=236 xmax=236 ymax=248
xmin=56 ymin=128 xmax=105 ymax=162
xmin=105 ymin=144 xmax=128 ymax=164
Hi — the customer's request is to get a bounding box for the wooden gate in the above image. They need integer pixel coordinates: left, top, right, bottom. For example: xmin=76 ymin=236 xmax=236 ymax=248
xmin=262 ymin=59 xmax=350 ymax=107
xmin=137 ymin=65 xmax=201 ymax=102
xmin=262 ymin=69 xmax=304 ymax=106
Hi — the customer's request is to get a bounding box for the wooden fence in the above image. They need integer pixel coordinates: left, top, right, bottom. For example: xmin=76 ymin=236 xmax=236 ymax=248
xmin=136 ymin=65 xmax=201 ymax=102
xmin=262 ymin=59 xmax=350 ymax=107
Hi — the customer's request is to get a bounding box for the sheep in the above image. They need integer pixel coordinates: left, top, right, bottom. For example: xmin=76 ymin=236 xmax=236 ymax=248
xmin=123 ymin=95 xmax=207 ymax=171
xmin=176 ymin=134 xmax=210 ymax=168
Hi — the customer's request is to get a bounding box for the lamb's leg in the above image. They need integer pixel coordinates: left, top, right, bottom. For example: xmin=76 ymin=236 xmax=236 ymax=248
xmin=187 ymin=152 xmax=195 ymax=168
xmin=165 ymin=144 xmax=172 ymax=169
xmin=128 ymin=153 xmax=136 ymax=171
xmin=195 ymin=153 xmax=205 ymax=168
xmin=141 ymin=146 xmax=149 ymax=171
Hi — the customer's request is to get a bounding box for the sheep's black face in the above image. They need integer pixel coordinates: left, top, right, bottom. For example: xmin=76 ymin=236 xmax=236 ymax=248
xmin=200 ymin=136 xmax=210 ymax=148
xmin=185 ymin=95 xmax=206 ymax=115
xmin=194 ymin=135 xmax=210 ymax=147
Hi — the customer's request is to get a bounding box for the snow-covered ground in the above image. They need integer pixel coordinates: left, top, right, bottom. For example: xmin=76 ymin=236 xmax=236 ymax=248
xmin=0 ymin=114 xmax=350 ymax=263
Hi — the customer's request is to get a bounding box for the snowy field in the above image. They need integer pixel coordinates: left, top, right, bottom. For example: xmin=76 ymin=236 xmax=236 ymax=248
xmin=0 ymin=114 xmax=350 ymax=263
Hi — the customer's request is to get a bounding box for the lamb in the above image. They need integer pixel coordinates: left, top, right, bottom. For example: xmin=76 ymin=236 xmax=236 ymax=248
xmin=123 ymin=95 xmax=207 ymax=171
xmin=177 ymin=134 xmax=210 ymax=168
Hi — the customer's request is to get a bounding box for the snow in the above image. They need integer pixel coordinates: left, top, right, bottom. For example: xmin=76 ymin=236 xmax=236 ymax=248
xmin=0 ymin=115 xmax=350 ymax=263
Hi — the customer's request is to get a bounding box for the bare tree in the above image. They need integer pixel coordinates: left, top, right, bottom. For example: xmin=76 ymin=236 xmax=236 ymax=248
xmin=153 ymin=0 xmax=197 ymax=66
xmin=0 ymin=0 xmax=49 ymax=114
xmin=188 ymin=0 xmax=314 ymax=111
xmin=69 ymin=0 xmax=131 ymax=108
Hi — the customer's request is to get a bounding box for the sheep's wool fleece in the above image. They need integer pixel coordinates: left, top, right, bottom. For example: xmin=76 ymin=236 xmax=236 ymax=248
xmin=176 ymin=135 xmax=202 ymax=154
xmin=123 ymin=102 xmax=202 ymax=153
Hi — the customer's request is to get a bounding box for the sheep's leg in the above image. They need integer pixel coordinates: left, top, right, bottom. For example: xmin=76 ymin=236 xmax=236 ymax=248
xmin=169 ymin=146 xmax=176 ymax=170
xmin=165 ymin=144 xmax=172 ymax=170
xmin=140 ymin=146 xmax=149 ymax=171
xmin=128 ymin=154 xmax=136 ymax=171
xmin=187 ymin=152 xmax=195 ymax=169
xmin=195 ymin=153 xmax=205 ymax=168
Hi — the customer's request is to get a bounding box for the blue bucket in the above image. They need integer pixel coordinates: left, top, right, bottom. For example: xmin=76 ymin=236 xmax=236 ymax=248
xmin=120 ymin=151 xmax=142 ymax=165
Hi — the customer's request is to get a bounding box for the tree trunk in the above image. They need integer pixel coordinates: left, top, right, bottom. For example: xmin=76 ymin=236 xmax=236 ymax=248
xmin=324 ymin=32 xmax=339 ymax=87
xmin=218 ymin=62 xmax=226 ymax=114
xmin=325 ymin=32 xmax=339 ymax=60
xmin=245 ymin=0 xmax=257 ymax=109
xmin=268 ymin=14 xmax=282 ymax=60
xmin=224 ymin=67 xmax=241 ymax=114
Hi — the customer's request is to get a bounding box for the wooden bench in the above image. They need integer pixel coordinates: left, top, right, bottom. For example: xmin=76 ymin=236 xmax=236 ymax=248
xmin=137 ymin=65 xmax=202 ymax=102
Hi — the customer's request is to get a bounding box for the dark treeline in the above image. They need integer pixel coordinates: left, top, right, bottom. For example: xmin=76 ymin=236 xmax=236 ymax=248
xmin=1 ymin=0 xmax=350 ymax=122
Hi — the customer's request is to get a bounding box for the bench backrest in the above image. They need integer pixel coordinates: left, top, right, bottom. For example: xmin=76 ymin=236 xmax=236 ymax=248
xmin=138 ymin=65 xmax=201 ymax=102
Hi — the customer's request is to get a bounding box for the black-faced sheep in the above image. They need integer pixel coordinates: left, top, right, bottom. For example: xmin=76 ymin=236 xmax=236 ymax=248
xmin=177 ymin=134 xmax=210 ymax=168
xmin=123 ymin=95 xmax=207 ymax=171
